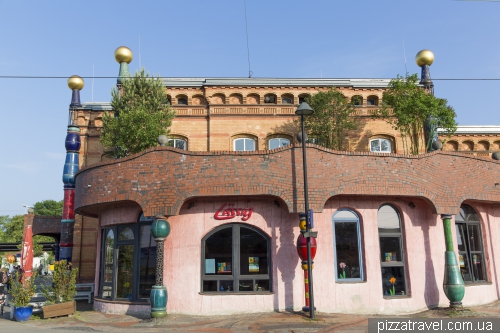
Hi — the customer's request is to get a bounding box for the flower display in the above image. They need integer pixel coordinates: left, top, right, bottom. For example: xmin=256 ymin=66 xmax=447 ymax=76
xmin=339 ymin=262 xmax=347 ymax=279
xmin=389 ymin=277 xmax=396 ymax=295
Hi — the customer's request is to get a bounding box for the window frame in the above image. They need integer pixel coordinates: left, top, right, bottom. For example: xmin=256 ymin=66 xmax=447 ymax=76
xmin=268 ymin=137 xmax=290 ymax=150
xmin=455 ymin=204 xmax=487 ymax=283
xmin=370 ymin=138 xmax=392 ymax=153
xmin=168 ymin=138 xmax=188 ymax=150
xmin=200 ymin=223 xmax=272 ymax=293
xmin=98 ymin=213 xmax=155 ymax=302
xmin=377 ymin=204 xmax=408 ymax=296
xmin=332 ymin=209 xmax=364 ymax=282
xmin=233 ymin=137 xmax=256 ymax=151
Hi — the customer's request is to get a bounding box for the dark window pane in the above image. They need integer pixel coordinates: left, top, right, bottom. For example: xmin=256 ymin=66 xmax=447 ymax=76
xmin=116 ymin=244 xmax=134 ymax=299
xmin=239 ymin=280 xmax=253 ymax=292
xmin=104 ymin=230 xmax=114 ymax=283
xmin=139 ymin=225 xmax=157 ymax=298
xmin=468 ymin=224 xmax=483 ymax=252
xmin=119 ymin=227 xmax=134 ymax=241
xmin=459 ymin=204 xmax=480 ymax=222
xmin=175 ymin=140 xmax=186 ymax=150
xmin=456 ymin=224 xmax=467 ymax=252
xmin=381 ymin=266 xmax=406 ymax=296
xmin=240 ymin=227 xmax=268 ymax=275
xmin=335 ymin=222 xmax=361 ymax=279
xmin=370 ymin=140 xmax=380 ymax=152
xmin=203 ymin=280 xmax=217 ymax=292
xmin=178 ymin=98 xmax=187 ymax=105
xmin=379 ymin=237 xmax=402 ymax=262
xmin=459 ymin=253 xmax=472 ymax=282
xmin=219 ymin=280 xmax=233 ymax=292
xmin=255 ymin=280 xmax=269 ymax=291
xmin=205 ymin=228 xmax=232 ymax=275
xmin=471 ymin=253 xmax=486 ymax=281
xmin=102 ymin=285 xmax=112 ymax=299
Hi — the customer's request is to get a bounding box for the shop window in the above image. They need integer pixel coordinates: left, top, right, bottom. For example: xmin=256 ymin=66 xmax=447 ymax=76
xmin=234 ymin=138 xmax=256 ymax=151
xmin=168 ymin=138 xmax=187 ymax=150
xmin=456 ymin=204 xmax=487 ymax=283
xmin=370 ymin=138 xmax=392 ymax=153
xmin=332 ymin=210 xmax=364 ymax=281
xmin=99 ymin=213 xmax=157 ymax=301
xmin=201 ymin=224 xmax=271 ymax=293
xmin=378 ymin=205 xmax=407 ymax=296
xmin=268 ymin=138 xmax=290 ymax=150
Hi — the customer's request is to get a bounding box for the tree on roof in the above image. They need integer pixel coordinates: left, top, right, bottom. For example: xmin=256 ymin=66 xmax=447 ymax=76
xmin=100 ymin=69 xmax=175 ymax=158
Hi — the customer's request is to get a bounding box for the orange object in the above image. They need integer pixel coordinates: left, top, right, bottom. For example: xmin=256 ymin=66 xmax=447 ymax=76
xmin=7 ymin=254 xmax=15 ymax=264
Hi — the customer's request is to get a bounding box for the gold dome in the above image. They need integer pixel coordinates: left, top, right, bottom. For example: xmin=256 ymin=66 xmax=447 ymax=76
xmin=67 ymin=75 xmax=84 ymax=90
xmin=415 ymin=49 xmax=434 ymax=67
xmin=114 ymin=46 xmax=133 ymax=63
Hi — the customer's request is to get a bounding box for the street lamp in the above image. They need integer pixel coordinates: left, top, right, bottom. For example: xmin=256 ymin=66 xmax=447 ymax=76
xmin=295 ymin=102 xmax=317 ymax=319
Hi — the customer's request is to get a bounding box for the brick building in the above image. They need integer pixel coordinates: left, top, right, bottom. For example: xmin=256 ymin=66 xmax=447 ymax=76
xmin=30 ymin=47 xmax=500 ymax=315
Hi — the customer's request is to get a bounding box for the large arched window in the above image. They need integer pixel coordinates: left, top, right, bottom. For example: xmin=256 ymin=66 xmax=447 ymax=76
xmin=378 ymin=205 xmax=407 ymax=296
xmin=456 ymin=204 xmax=487 ymax=283
xmin=201 ymin=224 xmax=271 ymax=293
xmin=99 ymin=213 xmax=157 ymax=301
xmin=234 ymin=137 xmax=256 ymax=151
xmin=332 ymin=209 xmax=363 ymax=281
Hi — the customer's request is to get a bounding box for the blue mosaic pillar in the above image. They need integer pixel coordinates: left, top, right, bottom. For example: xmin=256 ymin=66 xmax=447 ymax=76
xmin=61 ymin=76 xmax=84 ymax=263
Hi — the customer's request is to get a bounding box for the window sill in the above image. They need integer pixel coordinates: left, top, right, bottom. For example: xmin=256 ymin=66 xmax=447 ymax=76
xmin=336 ymin=280 xmax=366 ymax=284
xmin=199 ymin=292 xmax=274 ymax=296
xmin=464 ymin=282 xmax=492 ymax=286
xmin=94 ymin=297 xmax=150 ymax=305
xmin=383 ymin=295 xmax=412 ymax=299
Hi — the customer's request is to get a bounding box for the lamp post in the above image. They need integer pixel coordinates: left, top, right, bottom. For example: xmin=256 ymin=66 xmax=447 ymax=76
xmin=295 ymin=102 xmax=317 ymax=319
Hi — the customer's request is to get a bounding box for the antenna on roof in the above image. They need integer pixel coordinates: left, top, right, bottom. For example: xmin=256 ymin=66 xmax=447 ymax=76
xmin=139 ymin=35 xmax=142 ymax=69
xmin=92 ymin=65 xmax=94 ymax=102
xmin=243 ymin=0 xmax=252 ymax=78
xmin=403 ymin=39 xmax=408 ymax=76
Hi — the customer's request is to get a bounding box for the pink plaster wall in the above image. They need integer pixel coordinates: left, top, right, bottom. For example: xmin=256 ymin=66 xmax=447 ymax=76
xmin=94 ymin=197 xmax=500 ymax=315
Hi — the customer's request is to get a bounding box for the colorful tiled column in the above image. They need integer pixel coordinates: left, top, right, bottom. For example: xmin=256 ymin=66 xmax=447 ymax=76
xmin=441 ymin=214 xmax=465 ymax=308
xmin=150 ymin=218 xmax=170 ymax=318
xmin=61 ymin=75 xmax=84 ymax=263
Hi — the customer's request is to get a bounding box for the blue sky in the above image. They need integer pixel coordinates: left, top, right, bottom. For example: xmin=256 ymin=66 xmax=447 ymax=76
xmin=0 ymin=0 xmax=499 ymax=216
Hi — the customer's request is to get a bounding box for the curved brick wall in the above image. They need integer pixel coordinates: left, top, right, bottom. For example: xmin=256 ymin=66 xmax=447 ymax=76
xmin=74 ymin=144 xmax=500 ymax=217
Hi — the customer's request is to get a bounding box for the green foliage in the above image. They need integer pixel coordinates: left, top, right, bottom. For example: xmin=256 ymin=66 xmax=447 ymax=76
xmin=41 ymin=260 xmax=78 ymax=303
xmin=33 ymin=200 xmax=63 ymax=216
xmin=8 ymin=271 xmax=37 ymax=307
xmin=0 ymin=215 xmax=24 ymax=243
xmin=100 ymin=68 xmax=175 ymax=158
xmin=376 ymin=74 xmax=457 ymax=155
xmin=300 ymin=89 xmax=358 ymax=150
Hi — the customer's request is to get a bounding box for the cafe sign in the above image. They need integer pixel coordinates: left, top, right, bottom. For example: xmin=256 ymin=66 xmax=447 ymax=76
xmin=214 ymin=203 xmax=253 ymax=221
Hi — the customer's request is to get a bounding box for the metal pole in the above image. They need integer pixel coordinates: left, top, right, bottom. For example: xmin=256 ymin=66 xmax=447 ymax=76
xmin=301 ymin=114 xmax=315 ymax=319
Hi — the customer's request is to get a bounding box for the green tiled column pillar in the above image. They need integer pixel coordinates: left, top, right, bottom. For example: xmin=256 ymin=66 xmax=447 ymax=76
xmin=441 ymin=214 xmax=465 ymax=308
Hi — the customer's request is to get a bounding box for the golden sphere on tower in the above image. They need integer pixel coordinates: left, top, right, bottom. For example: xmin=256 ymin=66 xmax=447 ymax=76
xmin=67 ymin=75 xmax=84 ymax=90
xmin=114 ymin=46 xmax=133 ymax=63
xmin=415 ymin=49 xmax=434 ymax=67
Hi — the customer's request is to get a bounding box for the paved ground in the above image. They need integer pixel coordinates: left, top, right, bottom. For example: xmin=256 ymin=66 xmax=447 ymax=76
xmin=2 ymin=300 xmax=500 ymax=333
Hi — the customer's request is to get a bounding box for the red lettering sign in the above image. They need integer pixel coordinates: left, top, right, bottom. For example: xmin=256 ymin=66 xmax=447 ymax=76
xmin=214 ymin=203 xmax=253 ymax=221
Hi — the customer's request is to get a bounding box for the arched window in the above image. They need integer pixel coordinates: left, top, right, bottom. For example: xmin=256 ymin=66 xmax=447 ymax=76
xmin=281 ymin=94 xmax=293 ymax=104
xmin=378 ymin=205 xmax=407 ymax=296
xmin=201 ymin=224 xmax=271 ymax=293
xmin=370 ymin=138 xmax=392 ymax=153
xmin=264 ymin=94 xmax=277 ymax=104
xmin=332 ymin=210 xmax=363 ymax=281
xmin=367 ymin=95 xmax=379 ymax=106
xmin=298 ymin=94 xmax=310 ymax=104
xmin=456 ymin=204 xmax=486 ymax=283
xmin=268 ymin=138 xmax=290 ymax=150
xmin=168 ymin=138 xmax=187 ymax=150
xmin=176 ymin=95 xmax=188 ymax=105
xmin=234 ymin=137 xmax=256 ymax=151
xmin=99 ymin=213 xmax=157 ymax=301
xmin=351 ymin=95 xmax=363 ymax=106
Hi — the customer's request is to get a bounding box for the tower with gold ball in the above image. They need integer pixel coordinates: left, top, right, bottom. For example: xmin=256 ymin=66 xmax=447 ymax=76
xmin=415 ymin=49 xmax=438 ymax=152
xmin=60 ymin=75 xmax=84 ymax=262
xmin=115 ymin=46 xmax=133 ymax=85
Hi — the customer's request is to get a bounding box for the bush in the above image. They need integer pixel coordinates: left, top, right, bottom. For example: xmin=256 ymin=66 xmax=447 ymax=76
xmin=8 ymin=271 xmax=37 ymax=307
xmin=41 ymin=260 xmax=78 ymax=303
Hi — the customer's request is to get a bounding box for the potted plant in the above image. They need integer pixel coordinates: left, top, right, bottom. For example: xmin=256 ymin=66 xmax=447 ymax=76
xmin=41 ymin=260 xmax=78 ymax=319
xmin=8 ymin=270 xmax=37 ymax=322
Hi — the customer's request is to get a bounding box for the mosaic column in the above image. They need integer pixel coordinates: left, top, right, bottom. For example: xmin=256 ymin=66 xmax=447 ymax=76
xmin=296 ymin=213 xmax=317 ymax=312
xmin=150 ymin=218 xmax=170 ymax=318
xmin=441 ymin=214 xmax=465 ymax=308
xmin=60 ymin=76 xmax=84 ymax=263
xmin=415 ymin=50 xmax=438 ymax=152
xmin=114 ymin=46 xmax=133 ymax=85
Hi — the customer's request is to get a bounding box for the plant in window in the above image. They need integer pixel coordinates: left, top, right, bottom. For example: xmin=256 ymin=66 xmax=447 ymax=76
xmin=389 ymin=277 xmax=396 ymax=295
xmin=339 ymin=262 xmax=347 ymax=279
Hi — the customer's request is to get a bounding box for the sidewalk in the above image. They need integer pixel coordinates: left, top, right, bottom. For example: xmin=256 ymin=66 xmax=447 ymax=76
xmin=3 ymin=300 xmax=500 ymax=333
